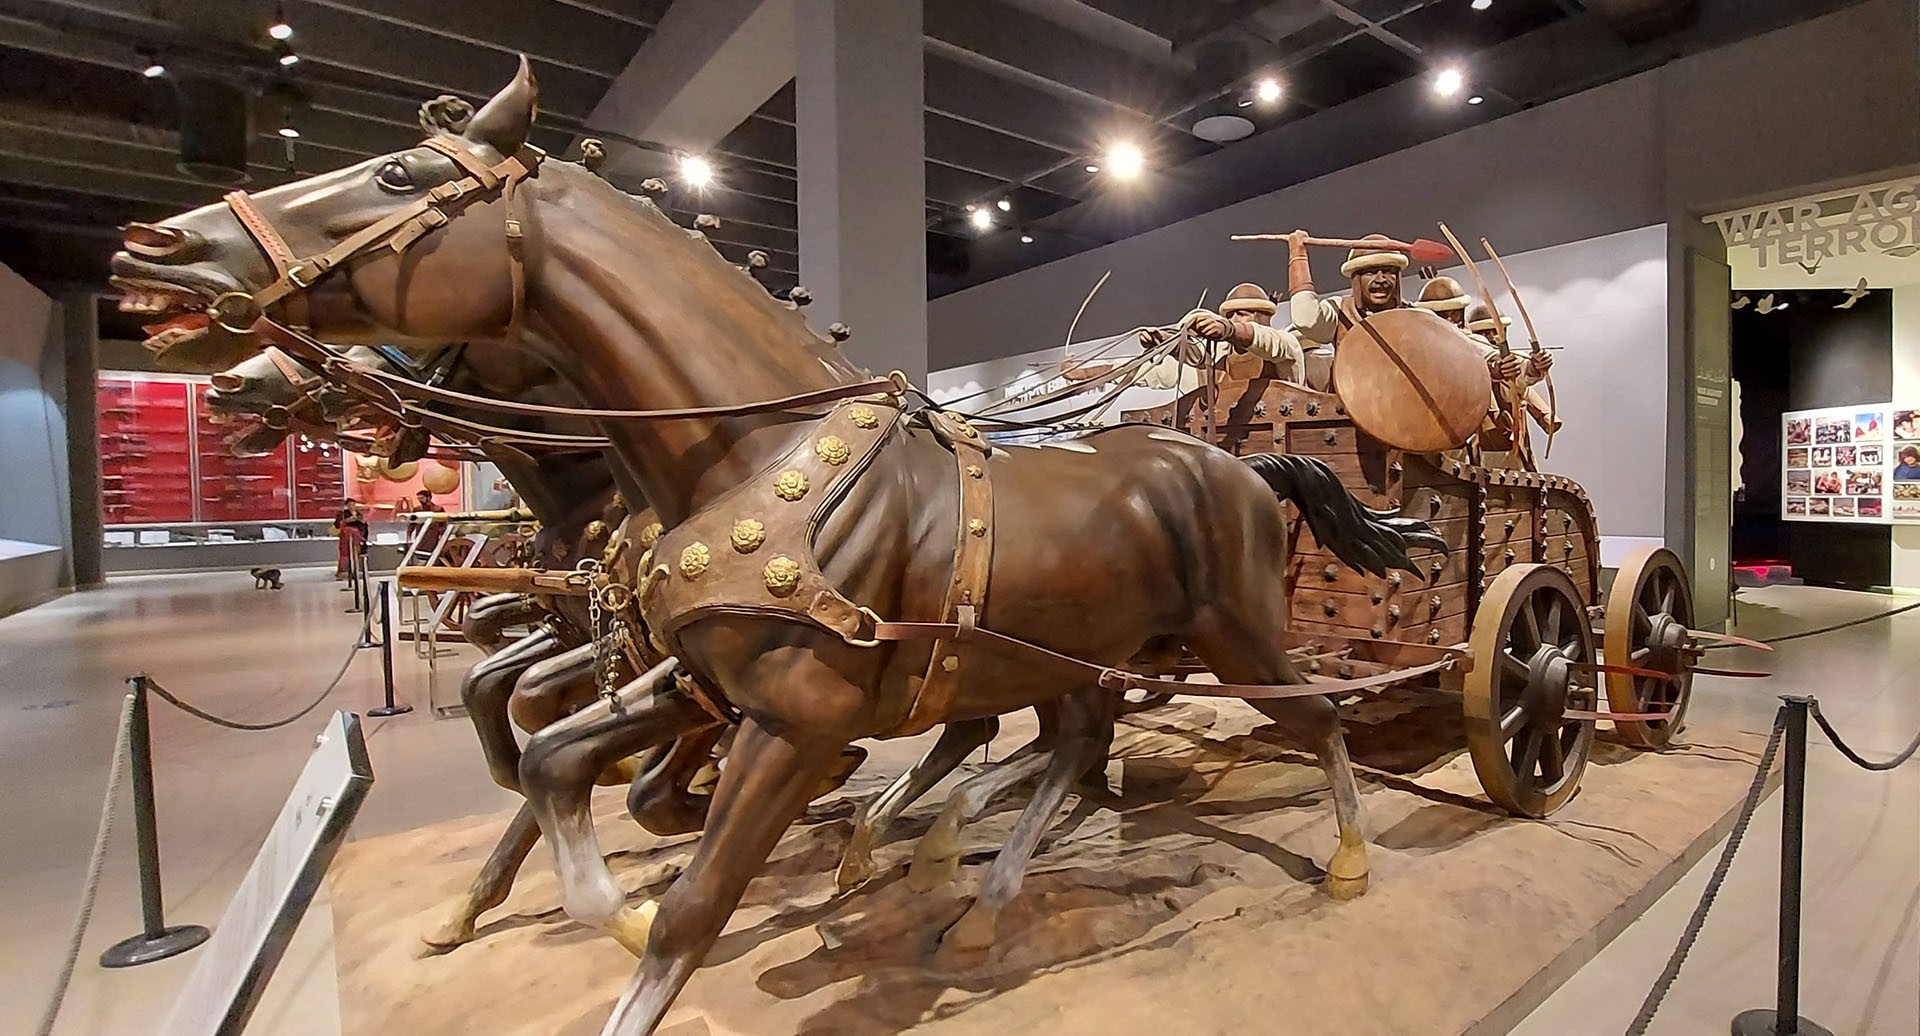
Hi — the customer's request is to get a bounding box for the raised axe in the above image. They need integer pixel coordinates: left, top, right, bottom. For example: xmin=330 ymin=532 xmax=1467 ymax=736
xmin=1228 ymin=232 xmax=1456 ymax=265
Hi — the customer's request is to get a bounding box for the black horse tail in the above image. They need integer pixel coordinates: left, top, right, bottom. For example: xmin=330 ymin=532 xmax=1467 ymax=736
xmin=1241 ymin=453 xmax=1448 ymax=579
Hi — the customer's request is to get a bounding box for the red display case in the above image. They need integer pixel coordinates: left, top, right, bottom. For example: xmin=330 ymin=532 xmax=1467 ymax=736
xmin=98 ymin=378 xmax=194 ymax=524
xmin=193 ymin=386 xmax=292 ymax=522
xmin=292 ymin=433 xmax=347 ymax=520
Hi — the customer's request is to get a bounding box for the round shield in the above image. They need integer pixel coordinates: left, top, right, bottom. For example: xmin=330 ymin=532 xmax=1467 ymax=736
xmin=1333 ymin=307 xmax=1493 ymax=452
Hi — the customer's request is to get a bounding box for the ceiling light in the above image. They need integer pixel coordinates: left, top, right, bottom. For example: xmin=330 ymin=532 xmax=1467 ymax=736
xmin=1467 ymin=95 xmax=1485 ymax=105
xmin=1104 ymin=141 xmax=1144 ymax=180
xmin=679 ymin=154 xmax=713 ymax=188
xmin=268 ymin=5 xmax=294 ymax=40
xmin=996 ymin=198 xmax=1012 ymax=212
xmin=970 ymin=207 xmax=993 ymax=231
xmin=1433 ymin=66 xmax=1464 ymax=97
xmin=1255 ymin=78 xmax=1282 ymax=104
xmin=277 ymin=123 xmax=300 ymax=139
xmin=1020 ymin=233 xmax=1034 ymax=244
xmin=1472 ymin=0 xmax=1493 ymax=10
xmin=277 ymin=45 xmax=300 ymax=67
xmin=139 ymin=50 xmax=165 ymax=78
xmin=1084 ymin=163 xmax=1100 ymax=173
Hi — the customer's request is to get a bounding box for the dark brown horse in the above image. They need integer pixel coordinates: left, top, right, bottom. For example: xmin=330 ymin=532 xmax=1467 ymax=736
xmin=114 ymin=61 xmax=1438 ymax=1035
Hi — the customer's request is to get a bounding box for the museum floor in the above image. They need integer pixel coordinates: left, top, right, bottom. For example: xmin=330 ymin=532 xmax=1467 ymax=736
xmin=3 ymin=571 xmax=1914 ymax=1036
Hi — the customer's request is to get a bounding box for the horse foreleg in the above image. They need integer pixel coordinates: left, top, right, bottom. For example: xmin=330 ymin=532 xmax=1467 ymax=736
xmin=462 ymin=628 xmax=561 ymax=792
xmin=939 ymin=688 xmax=1113 ymax=955
xmin=519 ymin=663 xmax=708 ymax=957
xmin=837 ymin=716 xmax=998 ymax=890
xmin=423 ymin=800 xmax=542 ymax=950
xmin=509 ymin=640 xmax=597 ymax=734
xmin=462 ymin=592 xmax=548 ymax=655
xmin=627 ymin=721 xmax=724 ymax=836
xmin=599 ymin=716 xmax=845 ymax=1036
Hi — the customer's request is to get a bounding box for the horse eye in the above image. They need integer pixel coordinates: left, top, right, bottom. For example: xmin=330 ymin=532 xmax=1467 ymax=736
xmin=375 ymin=161 xmax=415 ymax=192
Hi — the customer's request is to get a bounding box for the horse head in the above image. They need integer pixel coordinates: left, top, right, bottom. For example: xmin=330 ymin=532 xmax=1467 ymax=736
xmin=113 ymin=59 xmax=542 ymax=370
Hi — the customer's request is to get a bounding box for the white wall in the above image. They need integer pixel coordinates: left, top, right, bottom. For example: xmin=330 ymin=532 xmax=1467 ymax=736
xmin=0 ymin=261 xmax=71 ymax=613
xmin=929 ymin=225 xmax=1670 ymax=549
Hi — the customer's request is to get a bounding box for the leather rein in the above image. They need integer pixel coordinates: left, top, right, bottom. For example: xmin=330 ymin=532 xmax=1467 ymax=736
xmin=211 ymin=133 xmax=901 ymax=443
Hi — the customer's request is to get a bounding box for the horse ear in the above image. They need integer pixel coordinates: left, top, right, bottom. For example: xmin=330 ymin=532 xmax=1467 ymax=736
xmin=465 ymin=56 xmax=538 ymax=156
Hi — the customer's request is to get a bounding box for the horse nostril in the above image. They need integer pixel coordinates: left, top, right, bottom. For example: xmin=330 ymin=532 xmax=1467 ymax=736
xmin=210 ymin=373 xmax=247 ymax=391
xmin=123 ymin=222 xmax=202 ymax=259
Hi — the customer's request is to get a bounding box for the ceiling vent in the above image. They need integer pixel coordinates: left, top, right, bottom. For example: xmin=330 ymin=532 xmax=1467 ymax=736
xmin=174 ymin=75 xmax=251 ymax=185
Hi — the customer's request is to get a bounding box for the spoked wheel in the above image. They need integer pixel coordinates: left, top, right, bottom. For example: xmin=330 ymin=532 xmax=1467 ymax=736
xmin=1604 ymin=547 xmax=1695 ymax=749
xmin=1464 ymin=564 xmax=1597 ymax=817
xmin=420 ymin=536 xmax=483 ymax=633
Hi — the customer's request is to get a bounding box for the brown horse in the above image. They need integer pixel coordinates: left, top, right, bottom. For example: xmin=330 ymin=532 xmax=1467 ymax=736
xmin=114 ymin=61 xmax=1439 ymax=1035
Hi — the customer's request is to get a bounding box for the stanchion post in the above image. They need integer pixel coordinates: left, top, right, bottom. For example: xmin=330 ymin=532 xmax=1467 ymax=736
xmin=1732 ymin=695 xmax=1832 ymax=1036
xmin=366 ymin=581 xmax=412 ymax=718
xmin=100 ymin=675 xmax=211 ymax=968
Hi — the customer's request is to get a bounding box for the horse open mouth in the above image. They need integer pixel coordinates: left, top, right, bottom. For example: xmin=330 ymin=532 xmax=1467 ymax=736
xmin=110 ymin=275 xmax=215 ymax=355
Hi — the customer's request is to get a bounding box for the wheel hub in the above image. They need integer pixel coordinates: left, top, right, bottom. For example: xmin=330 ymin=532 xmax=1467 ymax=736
xmin=1522 ymin=644 xmax=1574 ymax=722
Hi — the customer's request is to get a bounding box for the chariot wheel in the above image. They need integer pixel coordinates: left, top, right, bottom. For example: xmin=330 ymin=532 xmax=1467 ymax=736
xmin=1464 ymin=564 xmax=1597 ymax=817
xmin=1604 ymin=547 xmax=1695 ymax=749
xmin=419 ymin=535 xmax=483 ymax=633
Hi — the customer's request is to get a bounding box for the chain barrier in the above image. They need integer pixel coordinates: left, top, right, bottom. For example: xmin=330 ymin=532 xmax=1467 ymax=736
xmin=144 ymin=604 xmax=372 ymax=731
xmin=1625 ymin=704 xmax=1788 ymax=1035
xmin=34 ymin=693 xmax=135 ymax=1036
xmin=1808 ymin=699 xmax=1920 ymax=771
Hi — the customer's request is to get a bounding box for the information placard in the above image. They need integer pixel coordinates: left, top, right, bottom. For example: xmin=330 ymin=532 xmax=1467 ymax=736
xmin=159 ymin=712 xmax=372 ymax=1036
xmin=1780 ymin=404 xmax=1920 ymax=523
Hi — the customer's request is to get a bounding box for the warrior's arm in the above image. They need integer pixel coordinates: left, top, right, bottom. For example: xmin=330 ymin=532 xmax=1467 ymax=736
xmin=1285 ymin=233 xmax=1341 ymax=345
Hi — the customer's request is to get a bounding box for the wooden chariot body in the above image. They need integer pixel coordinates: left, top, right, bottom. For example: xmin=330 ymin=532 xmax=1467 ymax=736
xmin=1124 ymin=367 xmax=1694 ymax=817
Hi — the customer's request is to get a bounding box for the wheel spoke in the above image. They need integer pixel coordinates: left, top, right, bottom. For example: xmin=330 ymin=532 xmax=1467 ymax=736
xmin=1501 ymin=651 xmax=1531 ymax=688
xmin=1659 ymin=582 xmax=1676 ymax=616
xmin=1632 ymin=604 xmax=1652 ymax=635
xmin=1630 ymin=646 xmax=1652 ymax=663
xmin=1544 ymin=595 xmax=1564 ymax=644
xmin=1500 ymin=705 xmax=1528 ymax=739
xmin=1542 ymin=730 xmax=1566 ymax=782
xmin=1520 ymin=600 xmax=1543 ymax=649
xmin=1513 ymin=727 xmax=1545 ymax=780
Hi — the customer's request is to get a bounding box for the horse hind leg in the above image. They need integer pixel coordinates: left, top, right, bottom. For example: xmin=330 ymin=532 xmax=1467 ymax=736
xmin=422 ymin=800 xmax=542 ymax=951
xmin=1188 ymin=616 xmax=1370 ymax=901
xmin=837 ymin=716 xmax=999 ymax=890
xmin=461 ymin=628 xmax=562 ymax=792
xmin=518 ymin=664 xmax=709 ymax=957
xmin=600 ymin=716 xmax=847 ymax=1036
xmin=907 ymin=711 xmax=1059 ymax=893
xmin=939 ymin=688 xmax=1112 ymax=956
xmin=627 ymin=721 xmax=724 ymax=836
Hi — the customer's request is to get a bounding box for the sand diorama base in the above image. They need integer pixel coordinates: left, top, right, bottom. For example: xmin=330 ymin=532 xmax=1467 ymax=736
xmin=328 ymin=691 xmax=1774 ymax=1036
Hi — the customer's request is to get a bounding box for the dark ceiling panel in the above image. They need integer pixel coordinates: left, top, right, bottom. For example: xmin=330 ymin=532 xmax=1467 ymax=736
xmin=288 ymin=0 xmax=652 ymax=78
xmin=1383 ymin=0 xmax=1569 ymax=56
xmin=924 ymin=54 xmax=1099 ymax=154
xmin=1267 ymin=12 xmax=1361 ymax=57
xmin=1287 ymin=33 xmax=1423 ymax=108
xmin=1341 ymin=0 xmax=1428 ymax=21
xmin=714 ymin=115 xmax=796 ymax=171
xmin=924 ymin=0 xmax=1185 ymax=116
xmin=926 ymin=161 xmax=1007 ymax=210
xmin=924 ymin=112 xmax=1070 ymax=184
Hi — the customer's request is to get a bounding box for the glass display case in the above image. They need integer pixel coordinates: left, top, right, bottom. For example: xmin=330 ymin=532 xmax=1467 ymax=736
xmin=292 ymin=433 xmax=348 ymax=520
xmin=193 ymin=384 xmax=293 ymax=522
xmin=98 ymin=377 xmax=194 ymax=524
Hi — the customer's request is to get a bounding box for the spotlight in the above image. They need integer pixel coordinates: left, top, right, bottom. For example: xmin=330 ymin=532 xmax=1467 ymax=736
xmin=996 ymin=198 xmax=1012 ymax=212
xmin=1467 ymin=95 xmax=1485 ymax=106
xmin=268 ymin=5 xmax=294 ymax=40
xmin=139 ymin=50 xmax=165 ymax=78
xmin=277 ymin=44 xmax=300 ymax=67
xmin=277 ymin=123 xmax=300 ymax=139
xmin=1471 ymin=0 xmax=1493 ymax=10
xmin=1104 ymin=141 xmax=1144 ymax=180
xmin=1255 ymin=78 xmax=1282 ymax=105
xmin=1084 ymin=163 xmax=1100 ymax=174
xmin=1019 ymin=233 xmax=1034 ymax=244
xmin=970 ymin=207 xmax=993 ymax=231
xmin=679 ymin=154 xmax=713 ymax=188
xmin=1433 ymin=66 xmax=1464 ymax=97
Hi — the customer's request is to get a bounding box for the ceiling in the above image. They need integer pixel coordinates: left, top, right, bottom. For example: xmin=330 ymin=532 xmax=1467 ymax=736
xmin=0 ymin=0 xmax=1871 ymax=331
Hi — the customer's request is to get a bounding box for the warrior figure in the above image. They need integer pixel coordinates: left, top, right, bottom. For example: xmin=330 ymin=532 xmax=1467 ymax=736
xmin=1140 ymin=282 xmax=1305 ymax=391
xmin=1286 ymin=231 xmax=1409 ymax=353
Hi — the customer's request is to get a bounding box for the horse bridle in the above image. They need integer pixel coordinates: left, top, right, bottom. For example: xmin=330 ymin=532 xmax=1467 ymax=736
xmin=212 ymin=135 xmax=542 ymax=340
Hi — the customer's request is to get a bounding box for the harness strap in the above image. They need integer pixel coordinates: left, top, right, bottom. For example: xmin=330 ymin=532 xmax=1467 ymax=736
xmin=224 ymin=191 xmax=298 ymax=278
xmin=891 ymin=411 xmax=995 ymax=736
xmin=869 ymin=619 xmax=1456 ymax=700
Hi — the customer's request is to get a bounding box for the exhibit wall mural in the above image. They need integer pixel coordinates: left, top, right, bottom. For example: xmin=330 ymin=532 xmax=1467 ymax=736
xmin=1777 ymin=404 xmax=1915 ymax=522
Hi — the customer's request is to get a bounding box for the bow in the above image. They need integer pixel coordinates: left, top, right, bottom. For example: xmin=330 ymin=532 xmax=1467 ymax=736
xmin=1436 ymin=222 xmax=1529 ymax=466
xmin=1481 ymin=238 xmax=1558 ymax=461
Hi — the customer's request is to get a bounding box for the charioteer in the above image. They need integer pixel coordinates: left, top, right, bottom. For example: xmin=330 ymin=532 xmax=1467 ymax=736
xmin=1285 ymin=231 xmax=1410 ymax=354
xmin=1138 ymin=282 xmax=1306 ymax=391
xmin=1465 ymin=300 xmax=1558 ymax=437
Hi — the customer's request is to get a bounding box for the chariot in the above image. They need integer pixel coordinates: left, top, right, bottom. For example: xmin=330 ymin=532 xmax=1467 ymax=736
xmin=1121 ymin=360 xmax=1701 ymax=817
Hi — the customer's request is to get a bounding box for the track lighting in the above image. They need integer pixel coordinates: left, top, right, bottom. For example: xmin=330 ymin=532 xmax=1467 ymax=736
xmin=268 ymin=4 xmax=294 ymax=40
xmin=139 ymin=49 xmax=165 ymax=78
xmin=679 ymin=154 xmax=713 ymax=188
xmin=277 ymin=44 xmax=300 ymax=67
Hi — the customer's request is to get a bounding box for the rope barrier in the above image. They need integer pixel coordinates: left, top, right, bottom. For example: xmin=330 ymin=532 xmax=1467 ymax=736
xmin=1707 ymin=598 xmax=1920 ymax=649
xmin=34 ymin=693 xmax=134 ymax=1036
xmin=1625 ymin=704 xmax=1788 ymax=1036
xmin=144 ymin=604 xmax=372 ymax=732
xmin=1809 ymin=700 xmax=1920 ymax=771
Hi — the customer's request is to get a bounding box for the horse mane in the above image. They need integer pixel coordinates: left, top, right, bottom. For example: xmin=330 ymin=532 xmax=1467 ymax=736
xmin=537 ymin=160 xmax=860 ymax=378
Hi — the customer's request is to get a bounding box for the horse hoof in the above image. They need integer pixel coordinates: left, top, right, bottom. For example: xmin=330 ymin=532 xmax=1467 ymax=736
xmin=908 ymin=850 xmax=961 ymax=893
xmin=606 ymin=900 xmax=657 ymax=957
xmin=1326 ymin=870 xmax=1369 ymax=901
xmin=835 ymin=852 xmax=875 ymax=892
xmin=935 ymin=906 xmax=997 ymax=964
xmin=420 ymin=917 xmax=475 ymax=951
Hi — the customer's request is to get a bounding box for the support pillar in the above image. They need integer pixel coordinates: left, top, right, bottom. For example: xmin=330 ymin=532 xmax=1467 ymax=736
xmin=795 ymin=0 xmax=928 ymax=384
xmin=62 ymin=292 xmax=102 ymax=588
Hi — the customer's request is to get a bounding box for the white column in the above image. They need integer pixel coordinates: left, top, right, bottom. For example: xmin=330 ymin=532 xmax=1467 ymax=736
xmin=795 ymin=0 xmax=928 ymax=383
xmin=1890 ymin=283 xmax=1920 ymax=587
